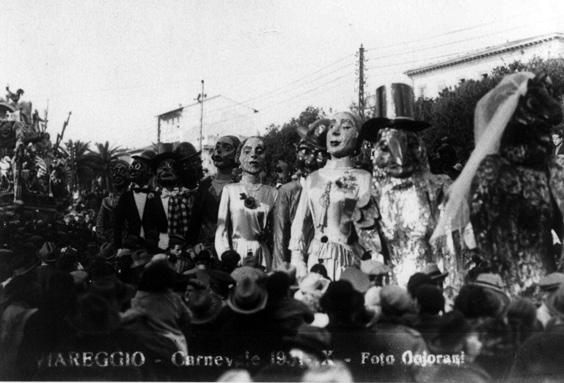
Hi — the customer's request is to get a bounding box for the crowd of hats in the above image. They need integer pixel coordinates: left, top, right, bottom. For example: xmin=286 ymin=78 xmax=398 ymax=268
xmin=4 ymin=221 xmax=564 ymax=382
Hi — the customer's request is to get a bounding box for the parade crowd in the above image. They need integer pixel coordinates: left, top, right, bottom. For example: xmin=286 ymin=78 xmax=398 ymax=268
xmin=2 ymin=75 xmax=564 ymax=383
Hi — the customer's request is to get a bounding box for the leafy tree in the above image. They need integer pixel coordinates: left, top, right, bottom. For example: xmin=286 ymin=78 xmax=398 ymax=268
xmin=262 ymin=106 xmax=325 ymax=180
xmin=415 ymin=57 xmax=564 ymax=162
xmin=62 ymin=140 xmax=102 ymax=193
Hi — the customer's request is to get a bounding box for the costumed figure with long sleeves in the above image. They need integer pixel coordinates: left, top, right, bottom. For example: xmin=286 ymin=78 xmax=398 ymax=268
xmin=96 ymin=160 xmax=130 ymax=244
xmin=114 ymin=150 xmax=160 ymax=250
xmin=215 ymin=136 xmax=278 ymax=269
xmin=167 ymin=142 xmax=201 ymax=245
xmin=363 ymin=84 xmax=451 ymax=287
xmin=272 ymin=120 xmax=329 ymax=270
xmin=433 ymin=72 xmax=564 ymax=297
xmin=186 ymin=136 xmax=240 ymax=251
xmin=150 ymin=143 xmax=182 ymax=251
xmin=290 ymin=112 xmax=375 ymax=281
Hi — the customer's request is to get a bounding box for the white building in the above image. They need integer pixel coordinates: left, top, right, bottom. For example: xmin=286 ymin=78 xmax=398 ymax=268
xmin=156 ymin=95 xmax=259 ymax=174
xmin=405 ymin=33 xmax=564 ymax=99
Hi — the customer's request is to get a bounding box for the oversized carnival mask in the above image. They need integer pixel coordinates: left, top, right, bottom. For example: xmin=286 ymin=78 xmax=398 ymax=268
xmin=174 ymin=142 xmax=203 ymax=187
xmin=155 ymin=158 xmax=179 ymax=188
xmin=499 ymin=73 xmax=562 ymax=166
xmin=130 ymin=158 xmax=152 ymax=186
xmin=372 ymin=127 xmax=427 ymax=178
xmin=239 ymin=137 xmax=266 ymax=175
xmin=110 ymin=161 xmax=130 ymax=190
xmin=212 ymin=136 xmax=239 ymax=170
xmin=326 ymin=112 xmax=360 ymax=158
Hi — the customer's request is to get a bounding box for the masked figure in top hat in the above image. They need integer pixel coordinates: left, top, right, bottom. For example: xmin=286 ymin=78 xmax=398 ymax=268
xmin=166 ymin=142 xmax=202 ymax=244
xmin=290 ymin=112 xmax=376 ymax=280
xmin=186 ymin=136 xmax=240 ymax=250
xmin=215 ymin=136 xmax=278 ymax=269
xmin=150 ymin=142 xmax=183 ymax=251
xmin=363 ymin=83 xmax=451 ymax=287
xmin=114 ymin=150 xmax=159 ymax=249
xmin=433 ymin=72 xmax=564 ymax=296
xmin=96 ymin=160 xmax=131 ymax=244
xmin=271 ymin=120 xmax=329 ymax=270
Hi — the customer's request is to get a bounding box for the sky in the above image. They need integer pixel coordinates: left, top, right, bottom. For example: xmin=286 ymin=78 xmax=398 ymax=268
xmin=2 ymin=0 xmax=564 ymax=149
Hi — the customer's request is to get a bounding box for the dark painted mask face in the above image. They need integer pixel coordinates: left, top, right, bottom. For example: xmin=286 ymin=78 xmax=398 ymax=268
xmin=130 ymin=159 xmax=152 ymax=186
xmin=110 ymin=162 xmax=130 ymax=189
xmin=274 ymin=160 xmax=290 ymax=184
xmin=239 ymin=137 xmax=266 ymax=175
xmin=156 ymin=158 xmax=178 ymax=188
xmin=178 ymin=156 xmax=203 ymax=187
xmin=212 ymin=137 xmax=237 ymax=170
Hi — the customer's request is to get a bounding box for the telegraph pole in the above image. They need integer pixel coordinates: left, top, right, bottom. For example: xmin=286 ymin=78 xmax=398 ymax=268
xmin=358 ymin=44 xmax=366 ymax=119
xmin=196 ymin=80 xmax=207 ymax=152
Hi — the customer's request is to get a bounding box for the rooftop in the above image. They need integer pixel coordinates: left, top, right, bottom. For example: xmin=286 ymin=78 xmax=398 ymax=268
xmin=405 ymin=32 xmax=564 ymax=76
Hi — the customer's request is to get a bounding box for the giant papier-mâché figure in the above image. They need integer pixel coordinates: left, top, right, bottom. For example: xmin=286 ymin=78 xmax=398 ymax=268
xmin=272 ymin=120 xmax=329 ymax=270
xmin=290 ymin=112 xmax=376 ymax=280
xmin=215 ymin=136 xmax=278 ymax=269
xmin=363 ymin=83 xmax=450 ymax=287
xmin=433 ymin=72 xmax=564 ymax=296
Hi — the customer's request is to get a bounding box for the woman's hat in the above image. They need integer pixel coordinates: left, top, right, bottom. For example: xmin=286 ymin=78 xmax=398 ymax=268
xmin=297 ymin=273 xmax=330 ymax=297
xmin=227 ymin=276 xmax=268 ymax=314
xmin=297 ymin=118 xmax=331 ymax=151
xmin=187 ymin=288 xmax=224 ymax=324
xmin=97 ymin=242 xmax=116 ymax=261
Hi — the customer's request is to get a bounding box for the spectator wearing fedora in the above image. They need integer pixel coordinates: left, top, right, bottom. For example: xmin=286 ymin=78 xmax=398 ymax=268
xmin=16 ymin=272 xmax=77 ymax=380
xmin=122 ymin=261 xmax=190 ymax=357
xmin=413 ymin=284 xmax=445 ymax=345
xmin=184 ymin=287 xmax=226 ymax=381
xmin=219 ymin=275 xmax=271 ymax=373
xmin=360 ymin=259 xmax=390 ymax=287
xmin=423 ymin=263 xmax=448 ymax=289
xmin=36 ymin=241 xmax=60 ymax=295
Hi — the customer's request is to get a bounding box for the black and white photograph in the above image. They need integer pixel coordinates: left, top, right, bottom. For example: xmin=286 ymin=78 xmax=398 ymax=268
xmin=2 ymin=0 xmax=564 ymax=381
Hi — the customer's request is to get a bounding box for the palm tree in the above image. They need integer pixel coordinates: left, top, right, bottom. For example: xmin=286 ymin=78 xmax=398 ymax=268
xmin=93 ymin=141 xmax=126 ymax=191
xmin=63 ymin=140 xmax=102 ymax=193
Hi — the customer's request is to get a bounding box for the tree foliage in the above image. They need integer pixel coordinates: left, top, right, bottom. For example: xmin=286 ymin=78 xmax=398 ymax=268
xmin=262 ymin=106 xmax=325 ymax=176
xmin=415 ymin=57 xmax=564 ymax=162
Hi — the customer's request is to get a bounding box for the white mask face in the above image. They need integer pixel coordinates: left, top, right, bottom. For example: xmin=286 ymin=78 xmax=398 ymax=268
xmin=239 ymin=137 xmax=266 ymax=175
xmin=326 ymin=112 xmax=359 ymax=158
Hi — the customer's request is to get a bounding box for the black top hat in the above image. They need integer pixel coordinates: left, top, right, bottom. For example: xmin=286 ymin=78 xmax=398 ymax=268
xmin=361 ymin=83 xmax=430 ymax=142
xmin=151 ymin=142 xmax=179 ymax=169
xmin=174 ymin=142 xmax=201 ymax=162
xmin=131 ymin=150 xmax=156 ymax=162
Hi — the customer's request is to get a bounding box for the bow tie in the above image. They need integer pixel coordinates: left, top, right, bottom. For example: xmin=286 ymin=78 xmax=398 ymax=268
xmin=133 ymin=187 xmax=151 ymax=193
xmin=161 ymin=188 xmax=179 ymax=199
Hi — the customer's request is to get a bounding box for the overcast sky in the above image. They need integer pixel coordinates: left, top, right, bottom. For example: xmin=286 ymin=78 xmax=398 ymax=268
xmin=2 ymin=0 xmax=563 ymax=148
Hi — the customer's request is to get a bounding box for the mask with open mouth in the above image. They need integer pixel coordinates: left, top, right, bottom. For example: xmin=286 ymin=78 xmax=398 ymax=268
xmin=155 ymin=158 xmax=178 ymax=188
xmin=110 ymin=161 xmax=130 ymax=189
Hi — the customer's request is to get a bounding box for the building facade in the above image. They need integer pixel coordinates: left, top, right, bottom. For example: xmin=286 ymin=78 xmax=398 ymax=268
xmin=405 ymin=33 xmax=564 ymax=99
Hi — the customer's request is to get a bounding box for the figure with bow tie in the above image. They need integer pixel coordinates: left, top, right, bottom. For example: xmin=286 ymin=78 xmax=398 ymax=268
xmin=114 ymin=149 xmax=160 ymax=250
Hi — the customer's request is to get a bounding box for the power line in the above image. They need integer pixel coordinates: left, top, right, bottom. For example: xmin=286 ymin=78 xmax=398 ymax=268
xmin=205 ymin=61 xmax=354 ymax=118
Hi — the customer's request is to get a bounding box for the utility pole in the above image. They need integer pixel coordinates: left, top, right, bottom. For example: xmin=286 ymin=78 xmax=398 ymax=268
xmin=358 ymin=44 xmax=366 ymax=119
xmin=195 ymin=80 xmax=207 ymax=152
